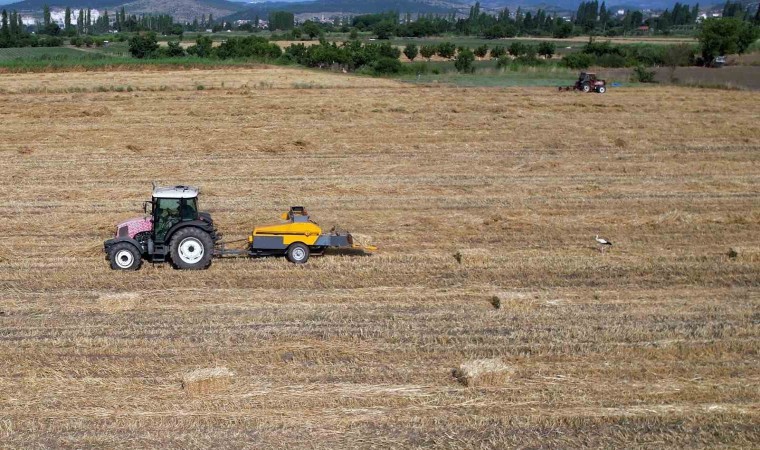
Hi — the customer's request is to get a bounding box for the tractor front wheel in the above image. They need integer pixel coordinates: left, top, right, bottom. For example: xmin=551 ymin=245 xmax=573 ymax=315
xmin=597 ymin=86 xmax=606 ymax=94
xmin=109 ymin=242 xmax=142 ymax=271
xmin=286 ymin=243 xmax=310 ymax=264
xmin=169 ymin=227 xmax=214 ymax=270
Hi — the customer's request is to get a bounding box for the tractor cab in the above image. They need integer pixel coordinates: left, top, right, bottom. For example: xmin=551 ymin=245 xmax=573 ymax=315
xmin=150 ymin=185 xmax=201 ymax=243
xmin=579 ymin=72 xmax=596 ymax=83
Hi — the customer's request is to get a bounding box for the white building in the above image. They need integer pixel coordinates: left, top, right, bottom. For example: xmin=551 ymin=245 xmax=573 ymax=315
xmin=49 ymin=8 xmax=101 ymax=26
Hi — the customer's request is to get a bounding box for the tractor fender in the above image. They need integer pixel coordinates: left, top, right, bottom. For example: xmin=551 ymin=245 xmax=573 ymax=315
xmin=163 ymin=221 xmax=217 ymax=245
xmin=104 ymin=237 xmax=144 ymax=258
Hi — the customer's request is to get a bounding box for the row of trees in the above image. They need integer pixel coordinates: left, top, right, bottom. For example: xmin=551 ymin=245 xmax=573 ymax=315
xmin=1 ymin=9 xmax=62 ymax=47
xmin=333 ymin=1 xmax=760 ymax=39
xmin=283 ymin=39 xmax=403 ymax=73
xmin=128 ymin=32 xmax=282 ymax=60
xmin=575 ymin=0 xmax=700 ymax=33
xmin=9 ymin=4 xmax=184 ymax=38
xmin=722 ymin=1 xmax=760 ymax=22
xmin=400 ymin=41 xmax=556 ymax=62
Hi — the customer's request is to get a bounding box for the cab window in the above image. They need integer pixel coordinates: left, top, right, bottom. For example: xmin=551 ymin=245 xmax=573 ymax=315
xmin=180 ymin=198 xmax=198 ymax=221
xmin=154 ymin=198 xmax=181 ymax=242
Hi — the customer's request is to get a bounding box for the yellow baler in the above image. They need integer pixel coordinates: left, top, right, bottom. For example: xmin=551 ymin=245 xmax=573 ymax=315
xmin=247 ymin=206 xmax=375 ymax=263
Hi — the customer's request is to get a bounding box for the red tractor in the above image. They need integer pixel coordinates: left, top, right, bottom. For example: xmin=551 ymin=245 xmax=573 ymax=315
xmin=559 ymin=72 xmax=607 ymax=93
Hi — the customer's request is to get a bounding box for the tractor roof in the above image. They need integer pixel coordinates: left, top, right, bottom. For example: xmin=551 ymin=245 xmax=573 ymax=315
xmin=152 ymin=185 xmax=199 ymax=199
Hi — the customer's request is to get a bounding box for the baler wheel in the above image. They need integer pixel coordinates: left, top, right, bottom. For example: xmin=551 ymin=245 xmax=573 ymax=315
xmin=286 ymin=243 xmax=310 ymax=264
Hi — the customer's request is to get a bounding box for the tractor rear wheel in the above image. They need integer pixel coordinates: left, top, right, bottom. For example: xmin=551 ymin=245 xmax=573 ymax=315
xmin=582 ymin=83 xmax=591 ymax=93
xmin=109 ymin=242 xmax=142 ymax=271
xmin=169 ymin=227 xmax=214 ymax=270
xmin=286 ymin=243 xmax=310 ymax=264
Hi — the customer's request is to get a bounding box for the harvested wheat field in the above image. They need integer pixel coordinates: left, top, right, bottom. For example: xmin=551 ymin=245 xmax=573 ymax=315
xmin=0 ymin=66 xmax=759 ymax=448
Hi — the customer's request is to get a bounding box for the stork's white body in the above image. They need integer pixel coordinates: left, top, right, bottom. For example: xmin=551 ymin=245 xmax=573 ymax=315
xmin=595 ymin=235 xmax=612 ymax=252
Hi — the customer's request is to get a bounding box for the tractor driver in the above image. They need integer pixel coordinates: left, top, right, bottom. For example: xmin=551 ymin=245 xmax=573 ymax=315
xmin=155 ymin=199 xmax=180 ymax=241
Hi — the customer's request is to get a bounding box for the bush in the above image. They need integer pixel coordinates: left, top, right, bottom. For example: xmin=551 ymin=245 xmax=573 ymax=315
xmin=165 ymin=41 xmax=186 ymax=58
xmin=214 ymin=36 xmax=282 ymax=59
xmin=563 ymin=52 xmax=593 ymax=69
xmin=373 ymin=21 xmax=395 ymax=40
xmin=698 ymin=18 xmax=760 ymax=62
xmin=420 ymin=44 xmax=436 ymax=60
xmin=37 ymin=36 xmax=63 ymax=47
xmin=403 ymin=44 xmax=418 ymax=61
xmin=128 ymin=32 xmax=159 ymax=59
xmin=633 ymin=65 xmax=656 ymax=83
xmin=508 ymin=41 xmax=527 ymax=57
xmin=454 ymin=47 xmax=475 ymax=73
xmin=523 ymin=44 xmax=537 ymax=59
xmin=187 ymin=35 xmax=213 ymax=58
xmin=490 ymin=45 xmax=506 ymax=59
xmin=496 ymin=55 xmax=511 ymax=69
xmin=474 ymin=44 xmax=488 ymax=59
xmin=553 ymin=21 xmax=573 ymax=39
xmin=437 ymin=41 xmax=456 ymax=59
xmin=484 ymin=23 xmax=517 ymax=39
xmin=371 ymin=56 xmax=403 ymax=74
xmin=538 ymin=41 xmax=555 ymax=58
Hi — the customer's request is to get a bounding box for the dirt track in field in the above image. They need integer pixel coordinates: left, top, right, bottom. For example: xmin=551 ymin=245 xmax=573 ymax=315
xmin=0 ymin=66 xmax=758 ymax=448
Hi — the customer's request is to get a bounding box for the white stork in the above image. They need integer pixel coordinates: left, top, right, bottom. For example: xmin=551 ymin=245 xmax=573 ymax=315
xmin=595 ymin=235 xmax=613 ymax=253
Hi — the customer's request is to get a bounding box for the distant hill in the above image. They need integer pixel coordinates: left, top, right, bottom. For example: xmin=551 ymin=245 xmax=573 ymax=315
xmin=478 ymin=0 xmax=697 ymax=12
xmin=122 ymin=0 xmax=247 ymax=21
xmin=226 ymin=0 xmax=459 ymax=21
xmin=6 ymin=0 xmax=122 ymax=9
xmin=1 ymin=0 xmax=722 ymax=22
xmin=5 ymin=0 xmax=247 ymax=21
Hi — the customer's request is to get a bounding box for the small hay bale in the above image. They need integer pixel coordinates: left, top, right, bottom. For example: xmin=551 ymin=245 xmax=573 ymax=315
xmin=98 ymin=292 xmax=139 ymax=313
xmin=452 ymin=358 xmax=514 ymax=387
xmin=182 ymin=367 xmax=234 ymax=395
xmin=453 ymin=248 xmax=491 ymax=265
xmin=654 ymin=209 xmax=693 ymax=225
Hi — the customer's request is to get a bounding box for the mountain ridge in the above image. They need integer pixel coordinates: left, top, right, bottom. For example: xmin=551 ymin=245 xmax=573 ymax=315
xmin=2 ymin=0 xmax=714 ymax=21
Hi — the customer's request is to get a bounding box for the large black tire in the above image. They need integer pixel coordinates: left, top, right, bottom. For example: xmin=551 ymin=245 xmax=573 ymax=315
xmin=582 ymin=83 xmax=591 ymax=93
xmin=286 ymin=243 xmax=310 ymax=264
xmin=597 ymin=86 xmax=606 ymax=94
xmin=169 ymin=227 xmax=214 ymax=270
xmin=109 ymin=242 xmax=142 ymax=271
